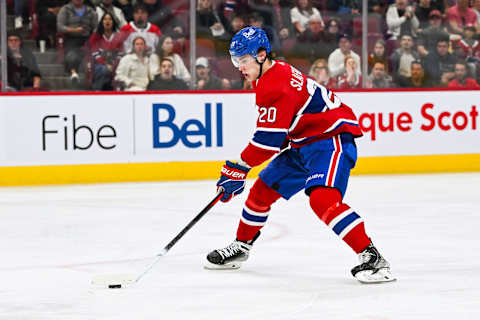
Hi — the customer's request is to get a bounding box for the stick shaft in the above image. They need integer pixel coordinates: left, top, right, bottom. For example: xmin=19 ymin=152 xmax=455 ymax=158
xmin=135 ymin=190 xmax=223 ymax=283
xmin=162 ymin=190 xmax=223 ymax=253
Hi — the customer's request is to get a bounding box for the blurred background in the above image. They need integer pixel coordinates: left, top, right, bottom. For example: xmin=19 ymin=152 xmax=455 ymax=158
xmin=2 ymin=0 xmax=480 ymax=93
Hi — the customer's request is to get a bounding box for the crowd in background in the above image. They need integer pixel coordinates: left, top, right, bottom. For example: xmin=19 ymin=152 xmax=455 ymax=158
xmin=3 ymin=0 xmax=480 ymax=92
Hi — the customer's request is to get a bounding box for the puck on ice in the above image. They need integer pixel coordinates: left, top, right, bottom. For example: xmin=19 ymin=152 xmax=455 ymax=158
xmin=108 ymin=284 xmax=122 ymax=289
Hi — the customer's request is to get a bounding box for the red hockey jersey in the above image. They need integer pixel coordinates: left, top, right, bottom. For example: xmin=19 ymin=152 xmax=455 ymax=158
xmin=240 ymin=60 xmax=363 ymax=167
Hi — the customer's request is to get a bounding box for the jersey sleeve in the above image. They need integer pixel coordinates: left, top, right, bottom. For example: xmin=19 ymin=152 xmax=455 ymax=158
xmin=240 ymin=85 xmax=299 ymax=167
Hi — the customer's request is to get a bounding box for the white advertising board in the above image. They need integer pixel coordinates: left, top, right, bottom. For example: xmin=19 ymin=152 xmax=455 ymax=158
xmin=0 ymin=93 xmax=256 ymax=167
xmin=0 ymin=90 xmax=479 ymax=167
xmin=133 ymin=93 xmax=256 ymax=162
xmin=0 ymin=95 xmax=133 ymax=166
xmin=339 ymin=90 xmax=480 ymax=157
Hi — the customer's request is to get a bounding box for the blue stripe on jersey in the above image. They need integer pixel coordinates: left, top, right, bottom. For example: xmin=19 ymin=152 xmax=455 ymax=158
xmin=252 ymin=131 xmax=287 ymax=148
xmin=303 ymin=88 xmax=328 ymax=114
xmin=332 ymin=212 xmax=360 ymax=235
xmin=242 ymin=209 xmax=269 ymax=223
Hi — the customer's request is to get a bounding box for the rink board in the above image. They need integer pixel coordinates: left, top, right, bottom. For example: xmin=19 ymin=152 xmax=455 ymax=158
xmin=0 ymin=89 xmax=479 ymax=185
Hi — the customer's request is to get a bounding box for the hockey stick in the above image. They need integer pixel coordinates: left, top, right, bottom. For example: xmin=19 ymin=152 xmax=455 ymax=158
xmin=92 ymin=189 xmax=224 ymax=288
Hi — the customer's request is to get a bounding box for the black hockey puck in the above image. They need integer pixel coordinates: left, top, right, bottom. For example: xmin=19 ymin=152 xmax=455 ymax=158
xmin=108 ymin=284 xmax=122 ymax=289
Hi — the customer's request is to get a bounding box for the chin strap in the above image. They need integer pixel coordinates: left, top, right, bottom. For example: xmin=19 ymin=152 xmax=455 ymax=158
xmin=256 ymin=58 xmax=265 ymax=79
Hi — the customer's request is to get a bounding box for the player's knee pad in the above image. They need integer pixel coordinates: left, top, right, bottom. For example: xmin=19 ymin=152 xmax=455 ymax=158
xmin=246 ymin=178 xmax=281 ymax=212
xmin=309 ymin=187 xmax=342 ymax=222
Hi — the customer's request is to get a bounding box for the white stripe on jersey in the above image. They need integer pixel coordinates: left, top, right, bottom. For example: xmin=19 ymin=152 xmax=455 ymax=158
xmin=250 ymin=139 xmax=281 ymax=151
xmin=256 ymin=127 xmax=289 ymax=133
xmin=289 ymin=95 xmax=312 ymax=132
xmin=324 ymin=118 xmax=359 ymax=134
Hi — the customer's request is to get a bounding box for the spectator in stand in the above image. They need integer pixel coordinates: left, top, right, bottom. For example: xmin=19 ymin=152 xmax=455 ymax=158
xmin=326 ymin=0 xmax=383 ymax=15
xmin=118 ymin=4 xmax=162 ymax=54
xmin=296 ymin=17 xmax=327 ymax=61
xmin=36 ymin=0 xmax=69 ymax=49
xmin=337 ymin=55 xmax=362 ymax=89
xmin=416 ymin=10 xmax=461 ymax=57
xmin=454 ymin=24 xmax=480 ymax=60
xmin=390 ymin=34 xmax=420 ymax=86
xmin=150 ymin=35 xmax=191 ymax=83
xmin=6 ymin=32 xmax=42 ymax=91
xmin=148 ymin=57 xmax=189 ymax=90
xmin=249 ymin=12 xmax=281 ymax=52
xmin=403 ymin=60 xmax=429 ymax=88
xmin=415 ymin=0 xmax=436 ymax=30
xmin=142 ymin=0 xmax=186 ymax=39
xmin=57 ymin=0 xmax=98 ymax=86
xmin=368 ymin=39 xmax=389 ymax=72
xmin=95 ymin=0 xmax=127 ymax=27
xmin=13 ymin=0 xmax=31 ymax=29
xmin=197 ymin=0 xmax=227 ymax=39
xmin=446 ymin=0 xmax=479 ymax=35
xmin=454 ymin=24 xmax=480 ymax=78
xmin=89 ymin=12 xmax=123 ymax=90
xmin=309 ymin=58 xmax=337 ymax=88
xmin=115 ymin=36 xmax=152 ymax=91
xmin=475 ymin=0 xmax=480 ymax=26
xmin=290 ymin=0 xmax=324 ymax=36
xmin=366 ymin=61 xmax=393 ymax=88
xmin=216 ymin=13 xmax=246 ymax=55
xmin=430 ymin=0 xmax=445 ymax=13
xmin=423 ymin=38 xmax=457 ymax=86
xmin=328 ymin=33 xmax=360 ymax=78
xmin=269 ymin=0 xmax=293 ymax=43
xmin=195 ymin=57 xmax=231 ymax=90
xmin=223 ymin=13 xmax=246 ymax=39
xmin=386 ymin=0 xmax=419 ymax=40
xmin=321 ymin=18 xmax=341 ymax=58
xmin=448 ymin=61 xmax=480 ymax=88
xmin=113 ymin=0 xmax=134 ymax=22
xmin=217 ymin=0 xmax=251 ymax=24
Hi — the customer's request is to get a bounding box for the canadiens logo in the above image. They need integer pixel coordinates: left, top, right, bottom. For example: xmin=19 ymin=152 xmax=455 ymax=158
xmin=242 ymin=28 xmax=256 ymax=39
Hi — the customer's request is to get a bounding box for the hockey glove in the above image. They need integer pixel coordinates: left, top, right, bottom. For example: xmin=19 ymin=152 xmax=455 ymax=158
xmin=217 ymin=160 xmax=250 ymax=202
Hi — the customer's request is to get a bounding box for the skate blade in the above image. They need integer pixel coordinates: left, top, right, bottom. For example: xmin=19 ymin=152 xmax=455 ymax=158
xmin=204 ymin=261 xmax=242 ymax=270
xmin=355 ymin=268 xmax=397 ymax=284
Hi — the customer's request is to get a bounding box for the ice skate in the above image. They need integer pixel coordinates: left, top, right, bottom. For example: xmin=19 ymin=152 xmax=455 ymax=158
xmin=205 ymin=232 xmax=260 ymax=270
xmin=351 ymin=243 xmax=396 ymax=283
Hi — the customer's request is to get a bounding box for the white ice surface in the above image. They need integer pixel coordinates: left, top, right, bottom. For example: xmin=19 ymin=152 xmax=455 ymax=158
xmin=1 ymin=173 xmax=479 ymax=319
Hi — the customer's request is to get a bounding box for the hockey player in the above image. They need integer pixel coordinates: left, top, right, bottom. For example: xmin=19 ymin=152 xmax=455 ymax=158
xmin=205 ymin=26 xmax=395 ymax=283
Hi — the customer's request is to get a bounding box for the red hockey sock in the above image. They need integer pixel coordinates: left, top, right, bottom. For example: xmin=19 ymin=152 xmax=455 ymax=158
xmin=236 ymin=179 xmax=281 ymax=242
xmin=309 ymin=187 xmax=371 ymax=253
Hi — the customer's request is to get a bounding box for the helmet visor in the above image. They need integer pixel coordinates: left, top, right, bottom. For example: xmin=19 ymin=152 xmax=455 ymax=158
xmin=230 ymin=54 xmax=255 ymax=68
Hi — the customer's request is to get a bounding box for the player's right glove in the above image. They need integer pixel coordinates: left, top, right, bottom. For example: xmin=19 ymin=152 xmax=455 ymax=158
xmin=216 ymin=160 xmax=250 ymax=202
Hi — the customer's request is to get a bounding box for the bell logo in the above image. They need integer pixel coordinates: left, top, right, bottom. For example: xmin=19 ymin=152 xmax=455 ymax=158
xmin=152 ymin=103 xmax=223 ymax=148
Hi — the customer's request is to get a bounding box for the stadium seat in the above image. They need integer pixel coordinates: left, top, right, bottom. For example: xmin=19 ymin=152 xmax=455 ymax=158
xmin=184 ymin=38 xmax=216 ymax=59
xmin=281 ymin=38 xmax=297 ymax=58
xmin=353 ymin=14 xmax=383 ymax=36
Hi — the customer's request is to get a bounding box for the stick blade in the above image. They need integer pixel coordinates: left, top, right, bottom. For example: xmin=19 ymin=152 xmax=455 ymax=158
xmin=91 ymin=274 xmax=137 ymax=288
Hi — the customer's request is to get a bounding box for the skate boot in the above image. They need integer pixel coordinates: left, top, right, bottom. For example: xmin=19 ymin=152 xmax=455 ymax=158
xmin=351 ymin=243 xmax=396 ymax=283
xmin=205 ymin=232 xmax=260 ymax=270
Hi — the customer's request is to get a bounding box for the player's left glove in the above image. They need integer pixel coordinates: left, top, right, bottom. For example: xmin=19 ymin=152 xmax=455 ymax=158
xmin=217 ymin=160 xmax=250 ymax=202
